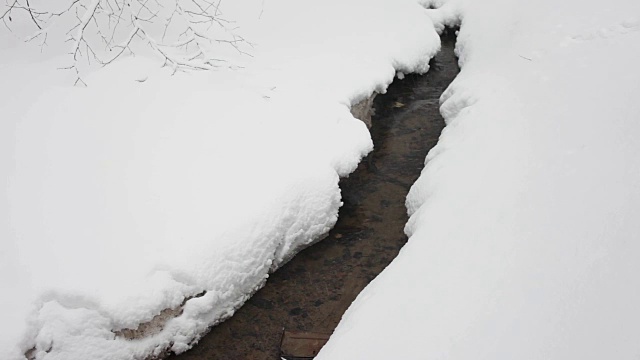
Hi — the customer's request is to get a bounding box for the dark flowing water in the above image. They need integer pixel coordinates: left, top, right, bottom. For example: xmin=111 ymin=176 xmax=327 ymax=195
xmin=170 ymin=32 xmax=459 ymax=360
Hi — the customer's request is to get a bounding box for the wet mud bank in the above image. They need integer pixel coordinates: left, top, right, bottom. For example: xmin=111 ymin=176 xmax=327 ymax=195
xmin=170 ymin=32 xmax=459 ymax=360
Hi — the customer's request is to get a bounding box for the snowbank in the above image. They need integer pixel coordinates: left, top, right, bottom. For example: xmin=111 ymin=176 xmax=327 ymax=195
xmin=318 ymin=0 xmax=640 ymax=359
xmin=0 ymin=0 xmax=441 ymax=359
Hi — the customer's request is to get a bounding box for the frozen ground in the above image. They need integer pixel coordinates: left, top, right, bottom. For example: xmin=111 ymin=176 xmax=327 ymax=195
xmin=318 ymin=0 xmax=640 ymax=359
xmin=0 ymin=0 xmax=441 ymax=359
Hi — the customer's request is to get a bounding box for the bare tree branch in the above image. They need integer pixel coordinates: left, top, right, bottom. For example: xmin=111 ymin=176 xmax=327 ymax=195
xmin=2 ymin=0 xmax=251 ymax=84
xmin=0 ymin=0 xmax=20 ymax=21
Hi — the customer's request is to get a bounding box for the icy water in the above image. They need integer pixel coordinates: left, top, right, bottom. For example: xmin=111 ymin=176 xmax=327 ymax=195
xmin=170 ymin=33 xmax=459 ymax=360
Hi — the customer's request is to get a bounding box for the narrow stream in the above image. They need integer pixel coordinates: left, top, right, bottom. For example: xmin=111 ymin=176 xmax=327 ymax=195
xmin=171 ymin=32 xmax=459 ymax=360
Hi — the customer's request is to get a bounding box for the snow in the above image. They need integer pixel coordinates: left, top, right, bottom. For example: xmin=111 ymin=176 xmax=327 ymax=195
xmin=8 ymin=0 xmax=638 ymax=358
xmin=0 ymin=0 xmax=440 ymax=359
xmin=317 ymin=0 xmax=640 ymax=359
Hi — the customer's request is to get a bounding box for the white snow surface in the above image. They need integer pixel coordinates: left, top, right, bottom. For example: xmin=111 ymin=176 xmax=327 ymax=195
xmin=318 ymin=0 xmax=640 ymax=359
xmin=0 ymin=0 xmax=441 ymax=359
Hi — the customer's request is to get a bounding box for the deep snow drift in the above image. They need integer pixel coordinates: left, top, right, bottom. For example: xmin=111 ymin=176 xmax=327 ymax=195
xmin=0 ymin=0 xmax=441 ymax=359
xmin=318 ymin=0 xmax=640 ymax=359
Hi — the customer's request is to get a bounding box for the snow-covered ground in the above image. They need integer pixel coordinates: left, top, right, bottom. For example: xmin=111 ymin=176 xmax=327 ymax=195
xmin=6 ymin=0 xmax=638 ymax=358
xmin=0 ymin=0 xmax=441 ymax=359
xmin=318 ymin=0 xmax=640 ymax=359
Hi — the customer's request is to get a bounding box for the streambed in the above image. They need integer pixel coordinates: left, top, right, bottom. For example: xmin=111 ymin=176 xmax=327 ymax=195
xmin=171 ymin=32 xmax=459 ymax=360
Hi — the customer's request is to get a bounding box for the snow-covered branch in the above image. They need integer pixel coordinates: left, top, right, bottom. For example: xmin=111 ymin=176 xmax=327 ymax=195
xmin=2 ymin=0 xmax=250 ymax=84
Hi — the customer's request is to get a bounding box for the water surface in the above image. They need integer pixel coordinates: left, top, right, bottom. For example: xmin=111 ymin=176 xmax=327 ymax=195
xmin=171 ymin=32 xmax=459 ymax=360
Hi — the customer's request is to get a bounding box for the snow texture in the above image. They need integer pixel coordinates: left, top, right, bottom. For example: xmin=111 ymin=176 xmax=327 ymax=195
xmin=0 ymin=0 xmax=440 ymax=359
xmin=318 ymin=0 xmax=640 ymax=359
